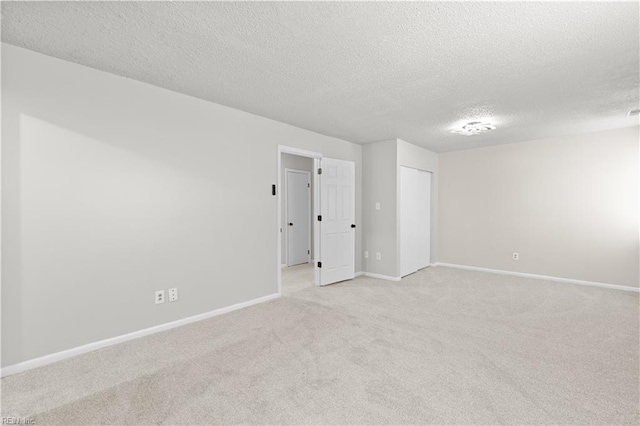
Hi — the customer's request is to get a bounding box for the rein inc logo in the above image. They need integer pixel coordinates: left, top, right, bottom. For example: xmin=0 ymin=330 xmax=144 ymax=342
xmin=1 ymin=418 xmax=35 ymax=425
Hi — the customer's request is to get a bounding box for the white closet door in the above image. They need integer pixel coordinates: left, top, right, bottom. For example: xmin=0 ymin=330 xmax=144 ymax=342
xmin=416 ymin=169 xmax=431 ymax=270
xmin=400 ymin=166 xmax=431 ymax=277
xmin=400 ymin=167 xmax=418 ymax=277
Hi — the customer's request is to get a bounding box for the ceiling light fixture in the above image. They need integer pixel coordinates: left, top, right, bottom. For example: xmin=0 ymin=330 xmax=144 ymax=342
xmin=451 ymin=121 xmax=496 ymax=136
xmin=626 ymin=108 xmax=640 ymax=117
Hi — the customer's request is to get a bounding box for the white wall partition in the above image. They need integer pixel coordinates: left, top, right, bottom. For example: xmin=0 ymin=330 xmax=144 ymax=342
xmin=362 ymin=139 xmax=437 ymax=280
xmin=2 ymin=44 xmax=363 ymax=369
xmin=438 ymin=127 xmax=639 ymax=288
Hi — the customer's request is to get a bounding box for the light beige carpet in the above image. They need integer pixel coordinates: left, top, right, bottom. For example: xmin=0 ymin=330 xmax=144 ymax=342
xmin=281 ymin=262 xmax=315 ymax=296
xmin=2 ymin=266 xmax=638 ymax=425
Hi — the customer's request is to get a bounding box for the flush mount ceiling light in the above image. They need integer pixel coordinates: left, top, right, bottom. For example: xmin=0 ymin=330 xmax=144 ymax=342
xmin=626 ymin=108 xmax=640 ymax=117
xmin=450 ymin=121 xmax=496 ymax=136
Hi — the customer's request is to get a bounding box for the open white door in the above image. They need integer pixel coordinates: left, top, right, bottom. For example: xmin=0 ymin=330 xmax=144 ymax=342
xmin=318 ymin=158 xmax=355 ymax=286
xmin=286 ymin=169 xmax=311 ymax=266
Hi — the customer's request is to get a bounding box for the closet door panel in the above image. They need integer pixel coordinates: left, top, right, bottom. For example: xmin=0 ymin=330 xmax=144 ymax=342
xmin=416 ymin=170 xmax=431 ymax=270
xmin=400 ymin=167 xmax=416 ymax=277
xmin=400 ymin=167 xmax=431 ymax=277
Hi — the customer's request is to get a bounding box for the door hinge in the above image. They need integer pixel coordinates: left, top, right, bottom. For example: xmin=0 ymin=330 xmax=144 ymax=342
xmin=308 ymin=183 xmax=310 ymax=188
xmin=317 ymin=168 xmax=322 ymax=174
xmin=317 ymin=215 xmax=322 ymax=221
xmin=308 ymin=250 xmax=310 ymax=254
xmin=317 ymin=261 xmax=322 ymax=268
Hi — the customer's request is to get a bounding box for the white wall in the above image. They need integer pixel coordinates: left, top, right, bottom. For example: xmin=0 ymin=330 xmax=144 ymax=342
xmin=362 ymin=139 xmax=438 ymax=278
xmin=438 ymin=127 xmax=639 ymax=288
xmin=362 ymin=140 xmax=398 ymax=277
xmin=1 ymin=44 xmax=363 ymax=367
xmin=280 ymin=153 xmax=314 ymax=263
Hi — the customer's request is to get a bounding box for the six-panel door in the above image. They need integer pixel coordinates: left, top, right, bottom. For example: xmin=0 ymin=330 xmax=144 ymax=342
xmin=319 ymin=158 xmax=355 ymax=285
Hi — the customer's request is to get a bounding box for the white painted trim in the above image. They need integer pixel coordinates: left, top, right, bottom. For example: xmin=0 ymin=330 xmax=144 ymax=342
xmin=280 ymin=264 xmax=287 ymax=268
xmin=355 ymin=271 xmax=364 ymax=277
xmin=433 ymin=263 xmax=639 ymax=293
xmin=313 ymin=158 xmax=321 ymax=286
xmin=362 ymin=272 xmax=402 ymax=282
xmin=0 ymin=293 xmax=280 ymax=378
xmin=278 ymin=145 xmax=323 ymax=159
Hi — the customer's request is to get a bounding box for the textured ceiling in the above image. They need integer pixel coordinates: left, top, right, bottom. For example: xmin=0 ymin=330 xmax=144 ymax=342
xmin=2 ymin=1 xmax=639 ymax=152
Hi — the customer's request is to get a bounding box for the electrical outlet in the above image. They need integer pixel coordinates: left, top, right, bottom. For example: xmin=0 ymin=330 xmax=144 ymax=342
xmin=512 ymin=252 xmax=519 ymax=261
xmin=169 ymin=288 xmax=178 ymax=302
xmin=364 ymin=251 xmax=369 ymax=258
xmin=155 ymin=290 xmax=165 ymax=304
xmin=376 ymin=252 xmax=381 ymax=260
xmin=375 ymin=202 xmax=380 ymax=210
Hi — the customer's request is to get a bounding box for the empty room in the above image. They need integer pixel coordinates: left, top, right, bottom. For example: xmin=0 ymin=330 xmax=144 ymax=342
xmin=1 ymin=1 xmax=638 ymax=425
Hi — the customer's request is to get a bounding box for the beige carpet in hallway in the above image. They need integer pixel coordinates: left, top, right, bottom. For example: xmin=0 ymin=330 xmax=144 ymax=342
xmin=1 ymin=266 xmax=638 ymax=424
xmin=281 ymin=262 xmax=314 ymax=295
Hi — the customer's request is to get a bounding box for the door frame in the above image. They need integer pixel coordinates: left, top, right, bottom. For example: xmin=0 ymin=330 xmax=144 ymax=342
xmin=284 ymin=168 xmax=311 ymax=267
xmin=277 ymin=145 xmax=323 ymax=295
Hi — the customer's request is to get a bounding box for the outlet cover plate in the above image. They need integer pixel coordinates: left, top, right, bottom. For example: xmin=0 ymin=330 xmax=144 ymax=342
xmin=169 ymin=288 xmax=178 ymax=302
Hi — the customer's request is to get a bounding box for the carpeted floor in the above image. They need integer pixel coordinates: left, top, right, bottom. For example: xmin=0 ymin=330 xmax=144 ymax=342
xmin=281 ymin=262 xmax=315 ymax=296
xmin=1 ymin=266 xmax=638 ymax=425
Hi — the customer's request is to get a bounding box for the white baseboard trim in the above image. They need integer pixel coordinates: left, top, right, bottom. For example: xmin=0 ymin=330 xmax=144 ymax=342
xmin=433 ymin=263 xmax=639 ymax=293
xmin=362 ymin=272 xmax=402 ymax=282
xmin=355 ymin=271 xmax=364 ymax=277
xmin=282 ymin=261 xmax=316 ymax=268
xmin=0 ymin=292 xmax=281 ymax=378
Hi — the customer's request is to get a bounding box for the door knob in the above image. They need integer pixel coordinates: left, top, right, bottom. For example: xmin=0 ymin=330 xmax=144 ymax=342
xmin=351 ymin=224 xmax=356 ymax=228
xmin=289 ymin=223 xmax=293 ymax=226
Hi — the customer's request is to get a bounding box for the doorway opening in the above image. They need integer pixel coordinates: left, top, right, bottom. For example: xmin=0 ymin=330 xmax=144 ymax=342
xmin=276 ymin=146 xmax=357 ymax=295
xmin=277 ymin=146 xmax=322 ymax=295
